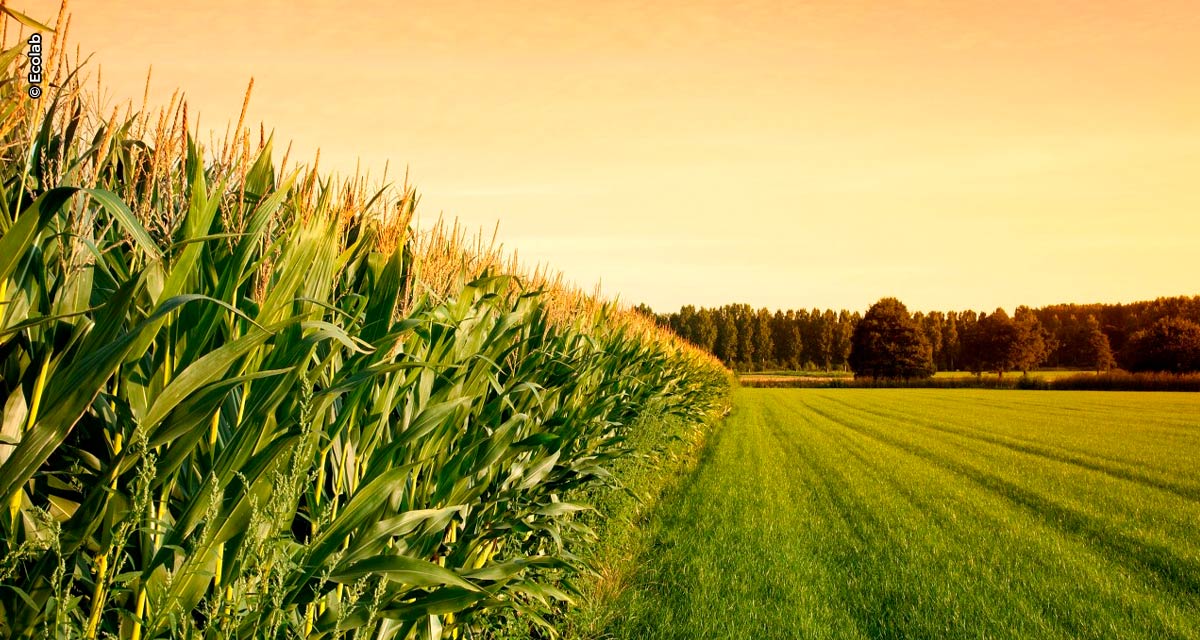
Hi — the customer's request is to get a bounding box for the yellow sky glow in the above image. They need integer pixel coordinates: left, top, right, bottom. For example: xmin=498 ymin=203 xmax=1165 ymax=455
xmin=18 ymin=0 xmax=1200 ymax=312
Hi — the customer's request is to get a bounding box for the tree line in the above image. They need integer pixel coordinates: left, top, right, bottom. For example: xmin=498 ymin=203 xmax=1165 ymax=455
xmin=637 ymin=304 xmax=860 ymax=371
xmin=641 ymin=295 xmax=1200 ymax=376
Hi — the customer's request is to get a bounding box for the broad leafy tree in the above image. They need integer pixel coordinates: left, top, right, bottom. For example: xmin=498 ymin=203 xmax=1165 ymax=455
xmin=1119 ymin=317 xmax=1200 ymax=372
xmin=849 ymin=298 xmax=935 ymax=379
xmin=963 ymin=310 xmax=1016 ymax=376
xmin=1012 ymin=306 xmax=1051 ymax=374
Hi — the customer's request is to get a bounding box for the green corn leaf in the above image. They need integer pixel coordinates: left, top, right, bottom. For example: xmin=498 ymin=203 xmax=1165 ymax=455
xmin=85 ymin=187 xmax=160 ymax=259
xmin=0 ymin=187 xmax=75 ymax=283
xmin=462 ymin=556 xmax=570 ymax=583
xmin=0 ymin=276 xmax=141 ymax=502
xmin=331 ymin=555 xmax=482 ymax=592
xmin=340 ymin=506 xmax=464 ymax=566
xmin=140 ymin=324 xmax=273 ymax=434
xmin=305 ymin=464 xmax=415 ymax=563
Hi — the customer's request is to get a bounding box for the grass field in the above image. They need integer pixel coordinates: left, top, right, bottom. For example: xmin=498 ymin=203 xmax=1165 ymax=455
xmin=595 ymin=388 xmax=1200 ymax=639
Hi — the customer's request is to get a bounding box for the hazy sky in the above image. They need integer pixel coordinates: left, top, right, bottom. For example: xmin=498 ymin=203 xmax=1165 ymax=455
xmin=19 ymin=0 xmax=1200 ymax=313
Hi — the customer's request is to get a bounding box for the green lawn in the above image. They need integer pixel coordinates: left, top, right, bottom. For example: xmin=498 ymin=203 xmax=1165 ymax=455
xmin=596 ymin=388 xmax=1200 ymax=639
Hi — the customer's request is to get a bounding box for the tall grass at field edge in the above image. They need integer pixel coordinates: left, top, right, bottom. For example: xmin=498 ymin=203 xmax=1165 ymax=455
xmin=481 ymin=402 xmax=728 ymax=638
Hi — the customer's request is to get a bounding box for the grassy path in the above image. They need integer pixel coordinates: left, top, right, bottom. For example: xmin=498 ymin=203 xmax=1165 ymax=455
xmin=599 ymin=389 xmax=1200 ymax=639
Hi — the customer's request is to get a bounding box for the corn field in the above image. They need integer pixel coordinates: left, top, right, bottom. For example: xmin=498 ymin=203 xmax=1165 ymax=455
xmin=0 ymin=10 xmax=729 ymax=639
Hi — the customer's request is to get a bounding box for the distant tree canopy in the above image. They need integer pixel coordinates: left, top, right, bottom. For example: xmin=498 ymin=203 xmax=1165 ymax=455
xmin=848 ymin=298 xmax=935 ymax=379
xmin=647 ymin=295 xmax=1200 ymax=374
xmin=1119 ymin=317 xmax=1200 ymax=373
xmin=652 ymin=303 xmax=858 ymax=370
xmin=961 ymin=307 xmax=1051 ymax=377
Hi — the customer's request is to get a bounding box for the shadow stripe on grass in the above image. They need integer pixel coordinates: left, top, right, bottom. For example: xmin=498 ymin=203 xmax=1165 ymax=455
xmin=798 ymin=398 xmax=1200 ymax=604
xmin=817 ymin=393 xmax=1200 ymax=502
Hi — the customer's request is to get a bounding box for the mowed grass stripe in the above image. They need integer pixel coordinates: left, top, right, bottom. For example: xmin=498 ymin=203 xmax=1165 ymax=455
xmin=797 ymin=392 xmax=1200 ymax=601
xmin=770 ymin=396 xmax=1078 ymax=638
xmin=780 ymin=394 xmax=1194 ymax=639
xmin=795 ymin=392 xmax=1200 ymax=632
xmin=821 ymin=391 xmax=1200 ymax=487
xmin=895 ymin=391 xmax=1200 ymax=474
xmin=610 ymin=392 xmax=869 ymax=637
xmin=600 ymin=389 xmax=1200 ymax=640
xmin=814 ymin=392 xmax=1200 ymax=501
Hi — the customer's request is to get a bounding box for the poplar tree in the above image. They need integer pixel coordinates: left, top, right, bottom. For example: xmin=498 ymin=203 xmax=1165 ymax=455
xmin=1081 ymin=315 xmax=1115 ymax=372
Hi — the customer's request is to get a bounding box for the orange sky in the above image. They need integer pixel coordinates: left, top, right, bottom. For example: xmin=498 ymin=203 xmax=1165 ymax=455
xmin=18 ymin=0 xmax=1200 ymax=313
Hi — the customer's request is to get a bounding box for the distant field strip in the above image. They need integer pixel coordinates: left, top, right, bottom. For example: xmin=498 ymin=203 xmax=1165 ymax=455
xmin=602 ymin=389 xmax=1200 ymax=639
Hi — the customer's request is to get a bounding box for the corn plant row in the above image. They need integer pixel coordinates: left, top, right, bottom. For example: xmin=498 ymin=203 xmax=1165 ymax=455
xmin=0 ymin=22 xmax=730 ymax=640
